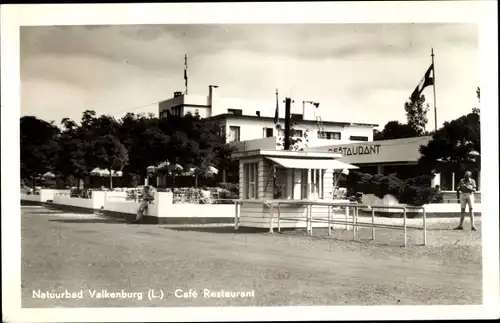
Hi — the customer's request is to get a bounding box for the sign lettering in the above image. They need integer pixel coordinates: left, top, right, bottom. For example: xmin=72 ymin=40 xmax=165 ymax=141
xmin=328 ymin=144 xmax=381 ymax=156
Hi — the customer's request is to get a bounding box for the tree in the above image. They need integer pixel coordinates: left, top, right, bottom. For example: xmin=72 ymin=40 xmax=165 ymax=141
xmin=20 ymin=116 xmax=60 ymax=190
xmin=418 ymin=112 xmax=480 ymax=175
xmin=404 ymin=94 xmax=429 ymax=135
xmin=119 ymin=112 xmax=170 ymax=183
xmin=90 ymin=134 xmax=129 ymax=189
xmin=373 ymin=121 xmax=421 ymax=141
xmin=472 ymin=87 xmax=481 ymax=114
xmin=54 ymin=117 xmax=88 ymax=188
xmin=276 ymin=117 xmax=310 ymax=151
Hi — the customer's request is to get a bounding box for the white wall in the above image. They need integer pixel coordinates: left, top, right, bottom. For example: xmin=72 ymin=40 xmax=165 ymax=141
xmin=21 ymin=194 xmax=41 ymax=202
xmin=53 ymin=195 xmax=94 ymax=209
xmin=361 ymin=193 xmax=482 ymax=213
xmin=224 ymin=116 xmax=374 ymax=144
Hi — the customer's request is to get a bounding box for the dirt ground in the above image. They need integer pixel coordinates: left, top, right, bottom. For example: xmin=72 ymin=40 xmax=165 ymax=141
xmin=21 ymin=205 xmax=482 ymax=307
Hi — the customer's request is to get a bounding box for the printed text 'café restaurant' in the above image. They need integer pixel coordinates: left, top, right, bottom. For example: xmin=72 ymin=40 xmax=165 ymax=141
xmin=305 ymin=136 xmax=480 ymax=192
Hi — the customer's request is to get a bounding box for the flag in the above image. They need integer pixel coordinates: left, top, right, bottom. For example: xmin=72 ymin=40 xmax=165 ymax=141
xmin=411 ymin=63 xmax=434 ymax=101
xmin=274 ymin=89 xmax=279 ymax=125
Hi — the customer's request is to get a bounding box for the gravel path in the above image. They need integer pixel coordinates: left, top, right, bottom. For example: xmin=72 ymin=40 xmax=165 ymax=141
xmin=22 ymin=206 xmax=482 ymax=307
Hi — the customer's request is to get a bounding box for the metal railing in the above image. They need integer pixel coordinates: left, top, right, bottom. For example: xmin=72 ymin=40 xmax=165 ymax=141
xmin=234 ymin=200 xmax=427 ymax=247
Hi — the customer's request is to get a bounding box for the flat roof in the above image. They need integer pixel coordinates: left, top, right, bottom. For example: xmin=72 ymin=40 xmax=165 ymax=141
xmin=207 ymin=113 xmax=378 ymax=128
xmin=232 ymin=149 xmax=343 ymax=160
xmin=305 ymin=135 xmax=432 ymax=164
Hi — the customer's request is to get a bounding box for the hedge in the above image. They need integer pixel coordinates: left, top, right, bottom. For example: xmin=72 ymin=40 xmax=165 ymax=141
xmin=345 ymin=171 xmax=443 ymax=206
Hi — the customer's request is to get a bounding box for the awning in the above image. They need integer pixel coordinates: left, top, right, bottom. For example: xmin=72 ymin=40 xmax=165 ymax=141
xmin=266 ymin=157 xmax=358 ymax=170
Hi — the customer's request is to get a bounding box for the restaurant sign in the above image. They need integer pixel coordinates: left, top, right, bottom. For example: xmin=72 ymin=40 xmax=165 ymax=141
xmin=328 ymin=144 xmax=381 ymax=156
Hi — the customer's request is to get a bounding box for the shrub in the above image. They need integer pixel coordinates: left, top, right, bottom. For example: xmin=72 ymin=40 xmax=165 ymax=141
xmin=346 ymin=171 xmax=439 ymax=206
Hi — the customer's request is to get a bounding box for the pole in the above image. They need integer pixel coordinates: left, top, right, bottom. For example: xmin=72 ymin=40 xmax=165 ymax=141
xmin=431 ymin=48 xmax=437 ymax=131
xmin=284 ymin=97 xmax=292 ymax=150
xmin=184 ymin=54 xmax=188 ymax=95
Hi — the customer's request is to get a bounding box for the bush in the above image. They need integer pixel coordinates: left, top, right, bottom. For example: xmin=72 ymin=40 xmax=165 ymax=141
xmin=346 ymin=171 xmax=439 ymax=206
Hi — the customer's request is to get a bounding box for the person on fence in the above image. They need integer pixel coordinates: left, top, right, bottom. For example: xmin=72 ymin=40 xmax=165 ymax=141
xmin=134 ymin=185 xmax=155 ymax=223
xmin=454 ymin=171 xmax=477 ymax=231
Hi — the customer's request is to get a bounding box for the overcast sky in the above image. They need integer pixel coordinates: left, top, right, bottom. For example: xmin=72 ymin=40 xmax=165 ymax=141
xmin=20 ymin=23 xmax=479 ymax=129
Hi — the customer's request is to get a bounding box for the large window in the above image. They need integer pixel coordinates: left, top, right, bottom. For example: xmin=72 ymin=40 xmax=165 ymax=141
xmin=274 ymin=167 xmax=324 ymax=200
xmin=228 ymin=126 xmax=241 ymax=142
xmin=349 ymin=135 xmax=369 ymax=141
xmin=244 ymin=163 xmax=259 ymax=199
xmin=263 ymin=127 xmax=274 ymax=138
xmin=318 ymin=131 xmax=341 ymax=140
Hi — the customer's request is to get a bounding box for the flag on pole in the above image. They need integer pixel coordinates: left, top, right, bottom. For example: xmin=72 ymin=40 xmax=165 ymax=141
xmin=184 ymin=54 xmax=188 ymax=94
xmin=274 ymin=89 xmax=279 ymax=125
xmin=411 ymin=63 xmax=434 ymax=101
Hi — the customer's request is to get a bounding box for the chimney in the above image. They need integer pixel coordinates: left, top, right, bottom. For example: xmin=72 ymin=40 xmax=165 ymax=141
xmin=302 ymin=101 xmax=308 ymax=120
xmin=208 ymin=85 xmax=219 ymax=117
xmin=256 ymin=111 xmax=260 ymax=117
xmin=174 ymin=91 xmax=182 ymax=97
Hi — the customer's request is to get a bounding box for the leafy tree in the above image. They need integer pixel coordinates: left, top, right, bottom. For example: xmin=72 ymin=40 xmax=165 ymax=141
xmin=276 ymin=119 xmax=310 ymax=151
xmin=119 ymin=112 xmax=170 ymax=183
xmin=404 ymin=94 xmax=429 ymax=135
xmin=90 ymin=134 xmax=129 ymax=189
xmin=373 ymin=121 xmax=420 ymax=141
xmin=472 ymin=87 xmax=480 ymax=114
xmin=418 ymin=112 xmax=480 ymax=175
xmin=20 ymin=116 xmax=60 ymax=189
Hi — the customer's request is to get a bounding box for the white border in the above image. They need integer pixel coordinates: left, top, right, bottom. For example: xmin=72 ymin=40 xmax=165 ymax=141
xmin=1 ymin=1 xmax=498 ymax=322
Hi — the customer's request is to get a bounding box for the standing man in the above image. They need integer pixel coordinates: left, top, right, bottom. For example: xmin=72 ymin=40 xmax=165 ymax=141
xmin=454 ymin=171 xmax=477 ymax=231
xmin=134 ymin=184 xmax=155 ymax=223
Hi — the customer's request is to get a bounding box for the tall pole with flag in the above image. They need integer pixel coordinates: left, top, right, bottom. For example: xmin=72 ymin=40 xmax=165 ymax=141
xmin=410 ymin=49 xmax=436 ymax=131
xmin=431 ymin=48 xmax=437 ymax=131
xmin=274 ymin=89 xmax=279 ymax=127
xmin=184 ymin=54 xmax=188 ymax=95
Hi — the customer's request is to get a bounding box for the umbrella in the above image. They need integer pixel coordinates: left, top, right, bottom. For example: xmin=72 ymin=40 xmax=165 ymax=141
xmin=42 ymin=171 xmax=56 ymax=179
xmin=90 ymin=168 xmax=102 ymax=176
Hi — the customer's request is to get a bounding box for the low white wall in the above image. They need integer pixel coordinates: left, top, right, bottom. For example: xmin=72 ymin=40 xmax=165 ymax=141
xmin=53 ymin=195 xmax=94 ymax=209
xmin=103 ymin=200 xmax=157 ymax=217
xmin=158 ymin=204 xmax=234 ymax=218
xmin=21 ymin=194 xmax=41 ymax=202
xmin=362 ymin=194 xmax=482 ymax=213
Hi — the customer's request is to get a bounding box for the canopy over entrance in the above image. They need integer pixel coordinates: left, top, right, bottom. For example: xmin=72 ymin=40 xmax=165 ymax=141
xmin=266 ymin=156 xmax=358 ymax=170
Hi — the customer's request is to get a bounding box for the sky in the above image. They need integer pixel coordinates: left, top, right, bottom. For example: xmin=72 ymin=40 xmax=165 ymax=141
xmin=20 ymin=23 xmax=479 ymax=129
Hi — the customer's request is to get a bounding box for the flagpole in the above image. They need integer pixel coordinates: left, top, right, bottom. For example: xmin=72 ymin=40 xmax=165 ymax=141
xmin=184 ymin=54 xmax=188 ymax=95
xmin=431 ymin=48 xmax=437 ymax=131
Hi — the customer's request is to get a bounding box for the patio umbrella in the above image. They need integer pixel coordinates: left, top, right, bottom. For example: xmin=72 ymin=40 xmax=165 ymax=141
xmin=42 ymin=171 xmax=56 ymax=179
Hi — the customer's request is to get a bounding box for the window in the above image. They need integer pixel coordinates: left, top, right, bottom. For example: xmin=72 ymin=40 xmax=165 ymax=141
xmin=274 ymin=167 xmax=288 ymax=199
xmin=292 ymin=129 xmax=303 ymax=137
xmin=228 ymin=109 xmax=243 ymax=115
xmin=229 ymin=126 xmax=241 ymax=142
xmin=263 ymin=127 xmax=274 ymax=138
xmin=244 ymin=163 xmax=259 ymax=199
xmin=349 ymin=135 xmax=369 ymax=141
xmin=274 ymin=167 xmax=324 ymax=200
xmin=319 ymin=131 xmax=341 ymax=140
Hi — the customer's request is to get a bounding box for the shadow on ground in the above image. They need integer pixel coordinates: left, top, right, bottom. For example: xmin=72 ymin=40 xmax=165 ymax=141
xmin=164 ymin=226 xmax=271 ymax=234
xmin=49 ymin=218 xmax=127 ymax=224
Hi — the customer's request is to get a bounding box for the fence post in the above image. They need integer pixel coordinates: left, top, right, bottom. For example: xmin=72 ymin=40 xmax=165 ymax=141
xmin=371 ymin=207 xmax=375 ymax=240
xmin=277 ymin=203 xmax=281 ymax=233
xmin=345 ymin=206 xmax=349 ymax=230
xmin=328 ymin=205 xmax=332 ymax=236
xmin=352 ymin=206 xmax=356 ymax=240
xmin=309 ymin=204 xmax=313 ymax=236
xmin=234 ymin=202 xmax=240 ymax=231
xmin=269 ymin=203 xmax=274 ymax=234
xmin=423 ymin=207 xmax=427 ymax=246
xmin=403 ymin=207 xmax=407 ymax=247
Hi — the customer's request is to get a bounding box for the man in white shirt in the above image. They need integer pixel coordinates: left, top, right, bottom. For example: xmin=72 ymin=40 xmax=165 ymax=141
xmin=454 ymin=171 xmax=477 ymax=231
